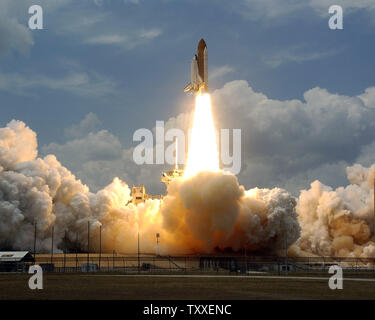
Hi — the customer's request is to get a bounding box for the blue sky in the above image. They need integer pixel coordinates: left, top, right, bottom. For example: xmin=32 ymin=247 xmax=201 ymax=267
xmin=1 ymin=0 xmax=375 ymax=195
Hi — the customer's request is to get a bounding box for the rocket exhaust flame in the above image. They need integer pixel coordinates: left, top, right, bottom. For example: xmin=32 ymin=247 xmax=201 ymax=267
xmin=184 ymin=94 xmax=220 ymax=179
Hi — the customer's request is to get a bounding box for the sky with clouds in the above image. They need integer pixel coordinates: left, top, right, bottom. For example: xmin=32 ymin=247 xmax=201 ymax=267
xmin=1 ymin=0 xmax=375 ymax=195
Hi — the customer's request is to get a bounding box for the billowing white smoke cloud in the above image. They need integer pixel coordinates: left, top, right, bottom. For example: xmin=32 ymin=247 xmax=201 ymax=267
xmin=0 ymin=120 xmax=128 ymax=252
xmin=0 ymin=120 xmax=300 ymax=254
xmin=294 ymin=163 xmax=375 ymax=258
xmin=2 ymin=119 xmax=375 ymax=258
xmin=161 ymin=171 xmax=300 ymax=254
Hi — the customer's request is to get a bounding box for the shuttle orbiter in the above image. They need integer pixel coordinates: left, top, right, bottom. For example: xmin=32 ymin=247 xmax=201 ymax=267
xmin=184 ymin=38 xmax=208 ymax=94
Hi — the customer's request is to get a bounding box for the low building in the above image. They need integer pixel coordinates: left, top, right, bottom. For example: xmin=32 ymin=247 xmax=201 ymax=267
xmin=0 ymin=251 xmax=35 ymax=272
xmin=81 ymin=263 xmax=98 ymax=272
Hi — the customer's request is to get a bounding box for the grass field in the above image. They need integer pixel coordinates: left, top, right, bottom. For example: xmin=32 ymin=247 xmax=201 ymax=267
xmin=1 ymin=272 xmax=375 ymax=300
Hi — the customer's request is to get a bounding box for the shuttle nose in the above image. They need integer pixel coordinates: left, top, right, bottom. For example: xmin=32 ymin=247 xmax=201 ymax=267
xmin=198 ymin=38 xmax=207 ymax=51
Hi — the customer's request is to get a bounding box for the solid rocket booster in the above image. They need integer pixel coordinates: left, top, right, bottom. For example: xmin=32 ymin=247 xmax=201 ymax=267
xmin=184 ymin=38 xmax=208 ymax=94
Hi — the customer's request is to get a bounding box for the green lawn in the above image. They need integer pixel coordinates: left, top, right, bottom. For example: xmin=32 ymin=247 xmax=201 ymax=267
xmin=0 ymin=273 xmax=374 ymax=300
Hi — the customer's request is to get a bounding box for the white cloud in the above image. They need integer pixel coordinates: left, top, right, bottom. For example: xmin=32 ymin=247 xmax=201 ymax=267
xmin=354 ymin=141 xmax=375 ymax=167
xmin=359 ymin=87 xmax=375 ymax=108
xmin=236 ymin=0 xmax=304 ymax=20
xmin=124 ymin=0 xmax=140 ymax=4
xmin=0 ymin=0 xmax=77 ymax=55
xmin=0 ymin=4 xmax=33 ymax=55
xmin=43 ymin=130 xmax=123 ymax=162
xmin=64 ymin=113 xmax=102 ymax=139
xmin=40 ymin=81 xmax=375 ymax=197
xmin=210 ymin=80 xmax=375 ymax=193
xmin=41 ymin=114 xmax=166 ymax=193
xmin=309 ymin=0 xmax=375 ymax=16
xmin=42 ymin=129 xmax=125 ymax=191
xmin=56 ymin=12 xmax=109 ymax=35
xmin=263 ymin=45 xmax=343 ymax=68
xmin=232 ymin=0 xmax=375 ymax=21
xmin=84 ymin=28 xmax=162 ymax=49
xmin=0 ymin=71 xmax=116 ymax=98
xmin=50 ymin=2 xmax=162 ymax=50
xmin=85 ymin=35 xmax=127 ymax=45
xmin=0 ymin=0 xmax=160 ymax=55
xmin=209 ymin=65 xmax=235 ymax=82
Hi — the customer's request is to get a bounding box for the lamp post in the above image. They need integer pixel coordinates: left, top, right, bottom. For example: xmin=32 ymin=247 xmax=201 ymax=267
xmin=50 ymin=225 xmax=54 ymax=264
xmin=87 ymin=221 xmax=90 ymax=265
xmin=156 ymin=233 xmax=160 ymax=256
xmin=76 ymin=232 xmax=78 ymax=271
xmin=137 ymin=232 xmax=140 ymax=273
xmin=285 ymin=230 xmax=288 ymax=276
xmin=33 ymin=221 xmax=37 ymax=263
xmin=99 ymin=225 xmax=102 ymax=271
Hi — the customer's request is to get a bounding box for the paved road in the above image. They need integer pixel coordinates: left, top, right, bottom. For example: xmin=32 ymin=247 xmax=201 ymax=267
xmin=88 ymin=274 xmax=375 ymax=282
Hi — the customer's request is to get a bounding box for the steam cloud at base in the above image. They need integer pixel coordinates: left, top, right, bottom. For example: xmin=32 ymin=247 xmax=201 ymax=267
xmin=0 ymin=120 xmax=300 ymax=255
xmin=293 ymin=164 xmax=375 ymax=258
xmin=1 ymin=120 xmax=375 ymax=257
xmin=160 ymin=171 xmax=300 ymax=254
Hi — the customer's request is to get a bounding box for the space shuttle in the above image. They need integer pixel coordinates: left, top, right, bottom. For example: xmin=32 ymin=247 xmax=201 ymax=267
xmin=184 ymin=38 xmax=208 ymax=94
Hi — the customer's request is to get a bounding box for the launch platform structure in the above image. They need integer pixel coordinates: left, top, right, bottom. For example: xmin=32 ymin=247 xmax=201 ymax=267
xmin=161 ymin=139 xmax=184 ymax=186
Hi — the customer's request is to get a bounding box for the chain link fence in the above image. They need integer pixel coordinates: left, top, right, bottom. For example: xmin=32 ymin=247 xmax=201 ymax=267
xmin=28 ymin=254 xmax=375 ymax=273
xmin=1 ymin=254 xmax=375 ymax=273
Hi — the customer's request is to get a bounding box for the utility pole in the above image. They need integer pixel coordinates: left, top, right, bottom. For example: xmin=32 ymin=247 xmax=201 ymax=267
xmin=33 ymin=221 xmax=37 ymax=263
xmin=99 ymin=225 xmax=102 ymax=271
xmin=63 ymin=230 xmax=67 ymax=272
xmin=285 ymin=231 xmax=288 ymax=276
xmin=138 ymin=232 xmax=140 ymax=273
xmin=156 ymin=233 xmax=160 ymax=256
xmin=87 ymin=221 xmax=90 ymax=265
xmin=245 ymin=242 xmax=247 ymax=275
xmin=76 ymin=232 xmax=78 ymax=271
xmin=51 ymin=225 xmax=54 ymax=264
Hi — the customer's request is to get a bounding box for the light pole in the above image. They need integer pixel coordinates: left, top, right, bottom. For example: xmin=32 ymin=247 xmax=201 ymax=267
xmin=244 ymin=241 xmax=248 ymax=275
xmin=76 ymin=232 xmax=78 ymax=271
xmin=156 ymin=233 xmax=160 ymax=256
xmin=137 ymin=232 xmax=140 ymax=273
xmin=87 ymin=221 xmax=90 ymax=265
xmin=33 ymin=221 xmax=37 ymax=263
xmin=285 ymin=230 xmax=288 ymax=276
xmin=50 ymin=225 xmax=54 ymax=264
xmin=63 ymin=230 xmax=67 ymax=272
xmin=99 ymin=225 xmax=102 ymax=271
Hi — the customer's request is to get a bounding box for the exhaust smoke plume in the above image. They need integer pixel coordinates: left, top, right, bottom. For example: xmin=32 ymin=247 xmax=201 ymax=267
xmin=0 ymin=120 xmax=300 ymax=254
xmin=1 ymin=119 xmax=374 ymax=257
xmin=293 ymin=164 xmax=375 ymax=258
